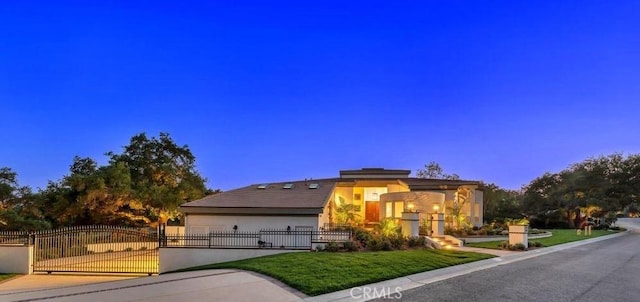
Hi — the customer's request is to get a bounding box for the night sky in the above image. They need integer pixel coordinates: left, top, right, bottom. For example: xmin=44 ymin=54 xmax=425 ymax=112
xmin=1 ymin=1 xmax=639 ymax=191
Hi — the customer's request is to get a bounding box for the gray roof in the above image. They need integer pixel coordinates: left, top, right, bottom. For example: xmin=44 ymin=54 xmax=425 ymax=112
xmin=180 ymin=175 xmax=480 ymax=215
xmin=180 ymin=179 xmax=336 ymax=215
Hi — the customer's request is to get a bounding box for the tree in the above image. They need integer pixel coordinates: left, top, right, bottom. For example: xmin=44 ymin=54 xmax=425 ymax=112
xmin=107 ymin=132 xmax=207 ymax=224
xmin=415 ymin=162 xmax=460 ymax=180
xmin=522 ymin=153 xmax=640 ymax=228
xmin=0 ymin=167 xmax=50 ymax=231
xmin=480 ymin=182 xmax=523 ymax=222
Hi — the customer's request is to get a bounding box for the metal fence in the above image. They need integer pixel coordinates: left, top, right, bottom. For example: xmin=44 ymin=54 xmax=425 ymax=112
xmin=160 ymin=229 xmax=352 ymax=250
xmin=0 ymin=230 xmax=31 ymax=245
xmin=33 ymin=225 xmax=159 ymax=274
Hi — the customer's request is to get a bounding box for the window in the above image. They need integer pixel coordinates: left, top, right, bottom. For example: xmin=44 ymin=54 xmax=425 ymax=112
xmin=394 ymin=201 xmax=404 ymax=218
xmin=283 ymin=183 xmax=294 ymax=189
xmin=309 ymin=183 xmax=319 ymax=189
xmin=385 ymin=202 xmax=393 ymax=218
xmin=258 ymin=184 xmax=269 ymax=189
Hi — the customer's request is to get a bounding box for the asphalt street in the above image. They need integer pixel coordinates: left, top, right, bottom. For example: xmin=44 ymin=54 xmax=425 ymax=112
xmin=385 ymin=232 xmax=640 ymax=302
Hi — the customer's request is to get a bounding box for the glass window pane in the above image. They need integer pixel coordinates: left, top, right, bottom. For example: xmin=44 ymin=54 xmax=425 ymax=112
xmin=385 ymin=202 xmax=393 ymax=218
xmin=394 ymin=201 xmax=404 ymax=218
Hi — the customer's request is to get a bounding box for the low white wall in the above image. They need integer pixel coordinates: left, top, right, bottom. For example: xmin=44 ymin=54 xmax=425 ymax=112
xmin=0 ymin=245 xmax=33 ymax=274
xmin=462 ymin=232 xmax=552 ymax=243
xmin=159 ymin=248 xmax=305 ymax=273
xmin=86 ymin=242 xmax=158 ymax=253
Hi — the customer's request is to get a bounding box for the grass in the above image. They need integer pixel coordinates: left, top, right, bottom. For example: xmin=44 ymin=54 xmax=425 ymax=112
xmin=466 ymin=229 xmax=620 ymax=249
xmin=177 ymin=249 xmax=494 ymax=296
xmin=0 ymin=274 xmax=17 ymax=282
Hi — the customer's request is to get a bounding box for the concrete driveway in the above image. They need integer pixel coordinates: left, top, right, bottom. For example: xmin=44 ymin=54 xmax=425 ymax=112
xmin=0 ymin=270 xmax=303 ymax=302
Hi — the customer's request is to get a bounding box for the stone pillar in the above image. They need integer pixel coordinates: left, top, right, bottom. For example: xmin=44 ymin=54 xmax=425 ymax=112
xmin=401 ymin=212 xmax=420 ymax=237
xmin=509 ymin=225 xmax=529 ymax=248
xmin=432 ymin=213 xmax=445 ymax=237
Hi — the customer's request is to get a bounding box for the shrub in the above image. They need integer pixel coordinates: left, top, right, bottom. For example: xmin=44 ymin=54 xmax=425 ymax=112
xmin=499 ymin=241 xmax=509 ymax=249
xmin=353 ymin=227 xmax=373 ymax=247
xmin=315 ymin=245 xmax=324 ymax=252
xmin=139 ymin=246 xmax=148 ymax=251
xmin=324 ymin=241 xmax=340 ymax=252
xmin=609 ymin=226 xmax=621 ymax=231
xmin=512 ymin=243 xmax=526 ymax=250
xmin=379 ymin=238 xmax=393 ymax=251
xmin=343 ymin=240 xmax=359 ymax=252
xmin=124 ymin=247 xmax=133 ymax=251
xmin=529 ymin=241 xmax=543 ymax=248
xmin=387 ymin=234 xmax=406 ymax=250
xmin=366 ymin=236 xmax=393 ymax=251
xmin=376 ymin=219 xmax=400 ymax=236
xmin=407 ymin=236 xmax=426 ymax=248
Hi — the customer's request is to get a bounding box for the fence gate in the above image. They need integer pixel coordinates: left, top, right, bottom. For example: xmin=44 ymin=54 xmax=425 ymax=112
xmin=33 ymin=226 xmax=159 ymax=275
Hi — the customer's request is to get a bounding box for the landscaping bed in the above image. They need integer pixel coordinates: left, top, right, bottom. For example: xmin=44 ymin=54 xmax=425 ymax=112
xmin=465 ymin=229 xmax=622 ymax=250
xmin=177 ymin=249 xmax=494 ymax=296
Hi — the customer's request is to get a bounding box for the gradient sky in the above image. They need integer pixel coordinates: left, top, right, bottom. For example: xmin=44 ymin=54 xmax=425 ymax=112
xmin=1 ymin=1 xmax=639 ymax=191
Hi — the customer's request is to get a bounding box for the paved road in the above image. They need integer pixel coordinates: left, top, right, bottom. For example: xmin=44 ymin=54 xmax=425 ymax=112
xmin=391 ymin=231 xmax=640 ymax=302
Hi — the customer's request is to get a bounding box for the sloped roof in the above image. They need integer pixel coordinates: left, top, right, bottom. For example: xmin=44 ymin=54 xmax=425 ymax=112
xmin=180 ymin=179 xmax=337 ymax=214
xmin=180 ymin=169 xmax=480 ymax=215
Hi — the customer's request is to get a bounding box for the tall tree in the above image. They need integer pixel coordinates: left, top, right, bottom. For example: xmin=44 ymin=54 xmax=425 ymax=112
xmin=415 ymin=162 xmax=460 ymax=180
xmin=0 ymin=167 xmax=50 ymax=230
xmin=108 ymin=132 xmax=207 ymax=224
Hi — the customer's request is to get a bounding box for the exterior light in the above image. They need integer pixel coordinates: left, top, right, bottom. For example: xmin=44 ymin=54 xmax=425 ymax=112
xmin=407 ymin=202 xmax=415 ymax=212
xmin=233 ymin=225 xmax=238 ymax=232
xmin=433 ymin=205 xmax=440 ymax=213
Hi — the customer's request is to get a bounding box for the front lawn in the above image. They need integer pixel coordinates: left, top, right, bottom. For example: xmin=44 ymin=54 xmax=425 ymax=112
xmin=466 ymin=229 xmax=620 ymax=249
xmin=178 ymin=249 xmax=494 ymax=296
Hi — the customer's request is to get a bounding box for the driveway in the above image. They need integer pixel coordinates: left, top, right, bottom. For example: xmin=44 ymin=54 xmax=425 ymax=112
xmin=0 ymin=270 xmax=303 ymax=302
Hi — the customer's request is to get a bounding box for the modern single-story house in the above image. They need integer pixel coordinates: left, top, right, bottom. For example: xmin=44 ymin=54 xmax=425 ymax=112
xmin=180 ymin=168 xmax=484 ymax=233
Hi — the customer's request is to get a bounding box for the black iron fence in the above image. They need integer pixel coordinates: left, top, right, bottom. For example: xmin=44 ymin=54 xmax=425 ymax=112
xmin=0 ymin=230 xmax=31 ymax=245
xmin=0 ymin=226 xmax=159 ymax=274
xmin=160 ymin=228 xmax=352 ymax=250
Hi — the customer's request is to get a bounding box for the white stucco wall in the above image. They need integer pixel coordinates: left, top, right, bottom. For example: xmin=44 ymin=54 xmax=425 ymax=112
xmin=185 ymin=215 xmax=320 ymax=233
xmin=159 ymin=248 xmax=305 ymax=273
xmin=0 ymin=245 xmax=33 ymax=274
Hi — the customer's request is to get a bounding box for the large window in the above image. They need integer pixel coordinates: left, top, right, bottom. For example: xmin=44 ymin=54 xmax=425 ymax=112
xmin=386 ymin=202 xmax=393 ymax=218
xmin=394 ymin=201 xmax=404 ymax=218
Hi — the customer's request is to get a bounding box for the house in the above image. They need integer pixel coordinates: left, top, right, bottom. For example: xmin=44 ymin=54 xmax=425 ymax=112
xmin=179 ymin=168 xmax=484 ymax=234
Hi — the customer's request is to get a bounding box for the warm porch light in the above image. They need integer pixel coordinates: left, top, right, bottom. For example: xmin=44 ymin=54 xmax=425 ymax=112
xmin=407 ymin=202 xmax=415 ymax=212
xmin=433 ymin=205 xmax=440 ymax=213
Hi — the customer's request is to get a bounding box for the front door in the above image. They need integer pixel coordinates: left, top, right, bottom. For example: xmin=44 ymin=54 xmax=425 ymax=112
xmin=365 ymin=201 xmax=380 ymax=223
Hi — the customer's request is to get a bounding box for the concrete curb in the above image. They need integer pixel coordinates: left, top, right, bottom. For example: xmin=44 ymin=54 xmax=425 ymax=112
xmin=306 ymin=231 xmax=629 ymax=302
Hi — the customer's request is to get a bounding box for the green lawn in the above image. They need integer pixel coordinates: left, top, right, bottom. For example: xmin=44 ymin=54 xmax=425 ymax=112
xmin=0 ymin=274 xmax=16 ymax=282
xmin=466 ymin=229 xmax=620 ymax=249
xmin=178 ymin=249 xmax=494 ymax=296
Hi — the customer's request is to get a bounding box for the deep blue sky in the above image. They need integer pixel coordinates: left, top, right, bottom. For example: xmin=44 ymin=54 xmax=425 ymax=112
xmin=1 ymin=1 xmax=639 ymax=191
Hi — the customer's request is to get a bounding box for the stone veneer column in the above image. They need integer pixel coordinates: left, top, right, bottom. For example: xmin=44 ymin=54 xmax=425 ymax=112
xmin=432 ymin=213 xmax=445 ymax=236
xmin=401 ymin=212 xmax=420 ymax=237
xmin=509 ymin=225 xmax=529 ymax=248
